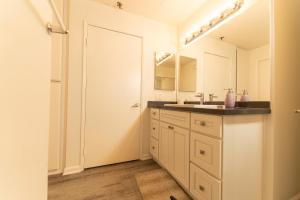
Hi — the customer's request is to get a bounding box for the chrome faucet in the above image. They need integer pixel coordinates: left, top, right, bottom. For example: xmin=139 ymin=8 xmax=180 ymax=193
xmin=209 ymin=93 xmax=218 ymax=102
xmin=195 ymin=92 xmax=205 ymax=104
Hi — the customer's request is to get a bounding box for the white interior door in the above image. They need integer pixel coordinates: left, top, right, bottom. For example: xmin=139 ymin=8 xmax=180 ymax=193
xmin=203 ymin=52 xmax=235 ymax=100
xmin=84 ymin=25 xmax=142 ymax=168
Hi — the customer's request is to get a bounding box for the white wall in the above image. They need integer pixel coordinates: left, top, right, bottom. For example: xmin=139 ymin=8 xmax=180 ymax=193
xmin=237 ymin=48 xmax=250 ymax=93
xmin=237 ymin=45 xmax=270 ymax=100
xmin=0 ymin=1 xmax=51 ymax=200
xmin=179 ymin=60 xmax=197 ymax=92
xmin=65 ymin=0 xmax=177 ymax=173
xmin=248 ymin=45 xmax=270 ymax=100
xmin=48 ymin=0 xmax=68 ymax=175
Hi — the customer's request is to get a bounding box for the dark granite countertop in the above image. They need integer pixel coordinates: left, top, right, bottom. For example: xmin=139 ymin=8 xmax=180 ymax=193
xmin=148 ymin=101 xmax=271 ymax=115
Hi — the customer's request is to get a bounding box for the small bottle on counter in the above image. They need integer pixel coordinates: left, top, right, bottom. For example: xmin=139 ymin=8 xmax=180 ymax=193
xmin=240 ymin=89 xmax=250 ymax=102
xmin=224 ymin=88 xmax=236 ymax=108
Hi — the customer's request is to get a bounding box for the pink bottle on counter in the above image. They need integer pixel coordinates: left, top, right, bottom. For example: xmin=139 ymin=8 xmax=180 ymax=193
xmin=225 ymin=89 xmax=236 ymax=108
xmin=240 ymin=89 xmax=250 ymax=102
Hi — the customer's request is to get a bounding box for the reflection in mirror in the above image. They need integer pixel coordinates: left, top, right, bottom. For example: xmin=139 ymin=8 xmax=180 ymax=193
xmin=210 ymin=0 xmax=270 ymax=101
xmin=179 ymin=36 xmax=236 ymax=101
xmin=178 ymin=0 xmax=270 ymax=102
xmin=179 ymin=56 xmax=197 ymax=92
xmin=154 ymin=52 xmax=176 ymax=91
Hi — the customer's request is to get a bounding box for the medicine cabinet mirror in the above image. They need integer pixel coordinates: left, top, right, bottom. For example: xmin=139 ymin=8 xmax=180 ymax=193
xmin=154 ymin=52 xmax=176 ymax=91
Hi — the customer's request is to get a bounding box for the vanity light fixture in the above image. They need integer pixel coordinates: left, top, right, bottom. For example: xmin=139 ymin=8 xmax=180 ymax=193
xmin=156 ymin=52 xmax=173 ymax=66
xmin=184 ymin=0 xmax=244 ymax=46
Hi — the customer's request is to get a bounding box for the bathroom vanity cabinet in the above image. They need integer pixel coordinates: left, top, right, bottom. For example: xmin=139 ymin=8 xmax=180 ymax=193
xmin=149 ymin=107 xmax=267 ymax=200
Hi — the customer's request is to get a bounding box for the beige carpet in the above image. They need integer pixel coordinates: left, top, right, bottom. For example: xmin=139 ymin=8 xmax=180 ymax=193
xmin=135 ymin=169 xmax=191 ymax=200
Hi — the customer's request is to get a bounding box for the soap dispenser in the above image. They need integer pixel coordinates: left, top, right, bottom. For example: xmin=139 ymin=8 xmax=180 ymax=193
xmin=224 ymin=88 xmax=236 ymax=108
xmin=240 ymin=89 xmax=250 ymax=102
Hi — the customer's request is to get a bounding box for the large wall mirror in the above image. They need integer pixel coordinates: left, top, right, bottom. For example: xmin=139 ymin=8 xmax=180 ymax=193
xmin=177 ymin=0 xmax=270 ymax=102
xmin=154 ymin=52 xmax=176 ymax=91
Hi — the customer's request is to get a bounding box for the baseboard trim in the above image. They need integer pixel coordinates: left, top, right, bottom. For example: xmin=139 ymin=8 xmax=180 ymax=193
xmin=63 ymin=165 xmax=84 ymax=176
xmin=290 ymin=193 xmax=300 ymax=200
xmin=48 ymin=169 xmax=62 ymax=176
xmin=140 ymin=153 xmax=152 ymax=160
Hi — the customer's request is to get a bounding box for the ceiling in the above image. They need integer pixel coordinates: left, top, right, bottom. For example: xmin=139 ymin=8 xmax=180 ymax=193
xmin=209 ymin=0 xmax=270 ymax=50
xmin=93 ymin=0 xmax=207 ymax=25
xmin=93 ymin=0 xmax=270 ymax=50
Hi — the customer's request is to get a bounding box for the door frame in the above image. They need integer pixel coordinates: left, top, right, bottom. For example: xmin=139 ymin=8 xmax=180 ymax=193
xmin=80 ymin=21 xmax=144 ymax=170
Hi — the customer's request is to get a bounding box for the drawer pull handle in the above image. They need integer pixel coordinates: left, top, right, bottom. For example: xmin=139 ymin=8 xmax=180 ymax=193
xmin=200 ymin=150 xmax=206 ymax=155
xmin=199 ymin=185 xmax=205 ymax=191
xmin=200 ymin=121 xmax=206 ymax=126
xmin=168 ymin=126 xmax=174 ymax=130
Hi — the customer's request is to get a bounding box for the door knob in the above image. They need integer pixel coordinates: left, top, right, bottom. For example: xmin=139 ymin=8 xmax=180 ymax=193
xmin=131 ymin=103 xmax=140 ymax=108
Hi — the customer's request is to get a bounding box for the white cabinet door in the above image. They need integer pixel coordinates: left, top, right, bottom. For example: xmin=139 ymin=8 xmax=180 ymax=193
xmin=150 ymin=119 xmax=159 ymax=140
xmin=190 ymin=132 xmax=222 ymax=179
xmin=190 ymin=163 xmax=221 ymax=200
xmin=159 ymin=122 xmax=190 ymax=188
xmin=172 ymin=126 xmax=190 ymax=188
xmin=150 ymin=138 xmax=159 ymax=160
xmin=159 ymin=122 xmax=173 ymax=170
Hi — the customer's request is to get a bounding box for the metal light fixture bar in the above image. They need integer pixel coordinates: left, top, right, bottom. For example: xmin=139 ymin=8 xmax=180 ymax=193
xmin=184 ymin=0 xmax=244 ymax=45
xmin=156 ymin=53 xmax=173 ymax=66
xmin=47 ymin=0 xmax=69 ymax=34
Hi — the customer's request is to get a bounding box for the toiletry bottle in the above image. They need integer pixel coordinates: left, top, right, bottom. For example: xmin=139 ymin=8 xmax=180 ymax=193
xmin=224 ymin=88 xmax=236 ymax=108
xmin=240 ymin=89 xmax=250 ymax=102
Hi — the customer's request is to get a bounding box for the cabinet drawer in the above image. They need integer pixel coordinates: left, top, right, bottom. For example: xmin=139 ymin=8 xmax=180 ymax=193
xmin=150 ymin=119 xmax=159 ymax=139
xmin=191 ymin=113 xmax=222 ymax=138
xmin=150 ymin=138 xmax=159 ymax=160
xmin=190 ymin=132 xmax=222 ymax=179
xmin=190 ymin=163 xmax=221 ymax=200
xmin=150 ymin=108 xmax=159 ymax=120
xmin=160 ymin=110 xmax=190 ymax=129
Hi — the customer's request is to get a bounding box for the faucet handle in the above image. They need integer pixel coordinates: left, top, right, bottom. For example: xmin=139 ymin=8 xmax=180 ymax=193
xmin=209 ymin=93 xmax=218 ymax=102
xmin=195 ymin=92 xmax=204 ymax=97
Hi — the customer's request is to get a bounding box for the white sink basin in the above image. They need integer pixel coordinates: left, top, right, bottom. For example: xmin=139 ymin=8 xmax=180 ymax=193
xmin=193 ymin=104 xmax=225 ymax=109
xmin=164 ymin=104 xmax=225 ymax=109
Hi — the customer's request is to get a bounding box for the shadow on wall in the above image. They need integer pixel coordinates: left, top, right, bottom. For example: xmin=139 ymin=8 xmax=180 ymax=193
xmin=26 ymin=0 xmax=51 ymax=29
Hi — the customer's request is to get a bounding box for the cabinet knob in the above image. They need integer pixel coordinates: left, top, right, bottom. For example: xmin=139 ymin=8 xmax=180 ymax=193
xmin=295 ymin=110 xmax=300 ymax=113
xmin=200 ymin=150 xmax=206 ymax=155
xmin=168 ymin=126 xmax=174 ymax=130
xmin=152 ymin=112 xmax=156 ymax=115
xmin=153 ymin=127 xmax=156 ymax=130
xmin=152 ymin=146 xmax=155 ymax=150
xmin=200 ymin=121 xmax=206 ymax=126
xmin=199 ymin=185 xmax=205 ymax=191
